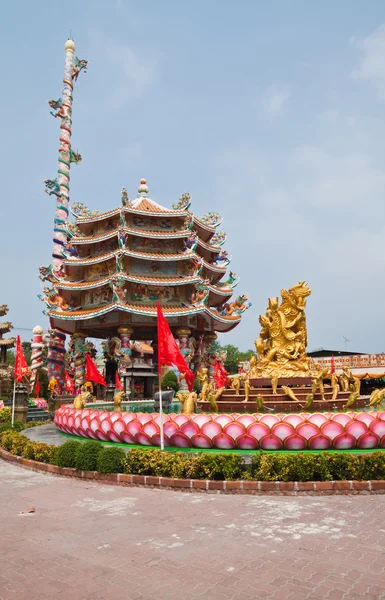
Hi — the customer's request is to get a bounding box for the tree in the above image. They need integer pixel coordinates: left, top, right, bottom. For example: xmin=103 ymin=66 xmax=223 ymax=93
xmin=220 ymin=344 xmax=256 ymax=374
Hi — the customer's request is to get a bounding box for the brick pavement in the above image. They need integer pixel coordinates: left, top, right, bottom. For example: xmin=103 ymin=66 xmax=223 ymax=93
xmin=0 ymin=460 xmax=384 ymax=600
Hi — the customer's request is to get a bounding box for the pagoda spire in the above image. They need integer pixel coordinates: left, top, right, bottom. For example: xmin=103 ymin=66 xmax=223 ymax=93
xmin=47 ymin=39 xmax=87 ymax=270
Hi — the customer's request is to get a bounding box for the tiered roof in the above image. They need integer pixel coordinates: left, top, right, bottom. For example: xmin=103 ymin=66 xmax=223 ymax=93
xmin=0 ymin=305 xmax=15 ymax=351
xmin=41 ymin=180 xmax=250 ymax=334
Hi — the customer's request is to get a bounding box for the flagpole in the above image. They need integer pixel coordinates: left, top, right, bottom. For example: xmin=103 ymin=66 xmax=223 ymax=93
xmin=11 ymin=379 xmax=16 ymax=427
xmin=158 ymin=373 xmax=165 ymax=451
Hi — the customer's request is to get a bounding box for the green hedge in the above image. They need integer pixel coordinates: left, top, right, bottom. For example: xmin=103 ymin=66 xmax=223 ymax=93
xmin=1 ymin=429 xmax=385 ymax=481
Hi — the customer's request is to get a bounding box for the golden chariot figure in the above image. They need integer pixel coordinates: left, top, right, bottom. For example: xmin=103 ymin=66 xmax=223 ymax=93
xmin=253 ymin=281 xmax=312 ymax=378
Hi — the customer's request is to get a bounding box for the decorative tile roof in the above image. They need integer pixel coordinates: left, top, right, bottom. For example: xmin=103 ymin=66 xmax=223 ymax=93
xmin=56 ymin=274 xmax=201 ymax=290
xmin=64 ymin=249 xmax=197 ymax=266
xmin=71 ymin=226 xmax=192 ymax=245
xmin=0 ymin=338 xmax=16 ymax=347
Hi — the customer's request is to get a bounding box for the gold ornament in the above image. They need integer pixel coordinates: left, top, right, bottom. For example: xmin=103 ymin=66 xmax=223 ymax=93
xmin=254 ymin=281 xmax=311 ymax=378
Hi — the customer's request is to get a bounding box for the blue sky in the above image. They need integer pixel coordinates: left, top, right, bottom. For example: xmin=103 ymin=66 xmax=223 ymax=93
xmin=2 ymin=1 xmax=385 ymax=352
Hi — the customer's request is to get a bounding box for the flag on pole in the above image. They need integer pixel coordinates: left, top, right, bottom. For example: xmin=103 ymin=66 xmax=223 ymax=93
xmin=64 ymin=370 xmax=75 ymax=393
xmin=115 ymin=371 xmax=123 ymax=390
xmin=34 ymin=373 xmax=41 ymax=398
xmin=156 ymin=302 xmax=194 ymax=391
xmin=85 ymin=353 xmax=106 ymax=386
xmin=14 ymin=335 xmax=30 ymax=382
xmin=330 ymin=354 xmax=335 ymax=375
xmin=214 ymin=359 xmax=230 ymax=389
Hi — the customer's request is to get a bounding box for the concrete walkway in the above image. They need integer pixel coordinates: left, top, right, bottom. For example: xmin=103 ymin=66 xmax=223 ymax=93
xmin=22 ymin=423 xmax=76 ymax=447
xmin=0 ymin=460 xmax=384 ymax=600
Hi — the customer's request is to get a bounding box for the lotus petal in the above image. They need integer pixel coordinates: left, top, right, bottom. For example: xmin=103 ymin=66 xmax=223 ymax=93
xmin=296 ymin=423 xmax=319 ymax=440
xmin=98 ymin=411 xmax=110 ymax=422
xmin=135 ymin=413 xmax=151 ymax=425
xmin=191 ymin=433 xmax=213 ymax=449
xmin=101 ymin=419 xmax=113 ymax=433
xmin=236 ymin=434 xmax=258 ymax=450
xmin=308 ymin=434 xmax=331 ymax=450
xmin=112 ymin=419 xmax=126 ymax=436
xmin=110 ymin=412 xmax=122 ymax=423
xmin=153 ymin=413 xmax=170 ymax=426
xmin=164 ymin=421 xmax=179 ymax=437
xmin=354 ymin=412 xmax=375 ymax=427
xmin=135 ymin=432 xmax=153 ymax=446
xmin=95 ymin=429 xmax=109 ymax=442
xmin=126 ymin=420 xmax=142 ymax=437
xmin=260 ymin=435 xmax=283 ymax=450
xmin=107 ymin=431 xmax=122 ymax=443
xmin=81 ymin=417 xmax=90 ymax=430
xmin=173 ymin=414 xmax=190 ymax=426
xmin=192 ymin=414 xmax=213 ymax=427
xmin=283 ymin=414 xmax=305 ymax=427
xmin=369 ymin=419 xmax=385 ymax=438
xmin=85 ymin=428 xmax=98 ymax=440
xmin=68 ymin=416 xmax=75 ymax=428
xmin=212 ymin=415 xmax=232 ymax=427
xmin=272 ymin=423 xmax=295 ymax=441
xmin=201 ymin=421 xmax=223 ymax=439
xmin=357 ymin=432 xmax=379 ymax=449
xmin=307 ymin=413 xmax=328 ymax=427
xmin=69 ymin=426 xmax=80 ymax=436
xmin=75 ymin=415 xmax=82 ymax=428
xmin=321 ymin=421 xmax=344 ymax=440
xmin=121 ymin=413 xmax=135 ymax=424
xmin=120 ymin=431 xmax=136 ymax=444
xmin=223 ymin=422 xmax=246 ymax=440
xmin=213 ymin=433 xmax=235 ymax=449
xmin=89 ymin=418 xmax=100 ymax=432
xmin=170 ymin=433 xmax=191 ymax=448
xmin=151 ymin=433 xmax=171 ymax=447
xmin=77 ymin=426 xmax=88 ymax=438
xmin=284 ymin=435 xmax=307 ymax=450
xmin=179 ymin=421 xmax=200 ymax=439
xmin=346 ymin=421 xmax=368 ymax=438
xmin=236 ymin=415 xmax=257 ymax=427
xmin=333 ymin=433 xmax=355 ymax=450
xmin=260 ymin=415 xmax=280 ymax=428
xmin=247 ymin=422 xmax=270 ymax=440
xmin=141 ymin=421 xmax=158 ymax=438
xmin=331 ymin=413 xmax=352 ymax=427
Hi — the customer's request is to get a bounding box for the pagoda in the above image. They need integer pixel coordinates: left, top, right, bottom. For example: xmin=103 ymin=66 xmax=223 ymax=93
xmin=39 ymin=40 xmax=250 ymax=396
xmin=0 ymin=305 xmax=15 ymax=397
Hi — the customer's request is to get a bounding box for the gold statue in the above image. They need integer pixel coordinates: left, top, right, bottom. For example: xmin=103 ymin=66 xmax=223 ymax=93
xmin=208 ymin=386 xmax=223 ymax=412
xmin=181 ymin=391 xmax=197 ymax=414
xmin=281 ymin=385 xmax=299 ymax=402
xmin=256 ymin=394 xmax=264 ymax=411
xmin=271 ymin=375 xmax=278 ymax=395
xmin=304 ymin=394 xmax=314 ymax=410
xmin=369 ymin=388 xmax=385 ymax=409
xmin=311 ymin=364 xmax=329 ymax=400
xmin=340 ymin=368 xmax=361 ymax=395
xmin=253 ymin=281 xmax=312 ymax=378
xmin=243 ymin=377 xmax=251 ymax=402
xmin=197 ymin=366 xmax=210 ymax=401
xmin=73 ymin=391 xmax=92 ymax=409
xmin=231 ymin=375 xmax=241 ymax=395
xmin=344 ymin=391 xmax=359 ymax=409
xmin=113 ymin=391 xmax=125 ymax=412
xmin=330 ymin=372 xmax=340 ymax=401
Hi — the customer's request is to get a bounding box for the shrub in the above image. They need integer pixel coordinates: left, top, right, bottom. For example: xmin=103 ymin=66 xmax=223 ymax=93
xmin=54 ymin=440 xmax=82 ymax=468
xmin=13 ymin=421 xmax=24 ymax=432
xmin=0 ymin=423 xmax=14 ymax=434
xmin=75 ymin=441 xmax=103 ymax=471
xmin=1 ymin=430 xmax=23 ymax=452
xmin=24 ymin=420 xmax=50 ymax=429
xmin=161 ymin=370 xmax=179 ymax=393
xmin=124 ymin=449 xmax=191 ymax=478
xmin=186 ymin=453 xmax=243 ymax=480
xmin=97 ymin=447 xmax=125 ymax=474
xmin=0 ymin=407 xmax=12 ymax=423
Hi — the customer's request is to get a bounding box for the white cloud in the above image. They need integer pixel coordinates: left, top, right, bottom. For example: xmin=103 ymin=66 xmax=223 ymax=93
xmin=261 ymin=85 xmax=290 ymax=117
xmin=351 ymin=24 xmax=385 ymax=100
xmin=87 ymin=29 xmax=158 ymax=109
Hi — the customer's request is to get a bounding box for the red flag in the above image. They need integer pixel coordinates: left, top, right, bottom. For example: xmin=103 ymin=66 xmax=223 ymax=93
xmin=34 ymin=373 xmax=41 ymax=398
xmin=156 ymin=302 xmax=194 ymax=391
xmin=330 ymin=354 xmax=335 ymax=375
xmin=64 ymin=370 xmax=75 ymax=393
xmin=115 ymin=371 xmax=123 ymax=390
xmin=14 ymin=335 xmax=30 ymax=382
xmin=214 ymin=359 xmax=230 ymax=389
xmin=85 ymin=353 xmax=106 ymax=386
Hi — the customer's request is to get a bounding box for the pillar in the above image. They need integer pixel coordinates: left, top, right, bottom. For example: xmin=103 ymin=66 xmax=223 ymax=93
xmin=117 ymin=326 xmax=134 ymax=376
xmin=47 ymin=329 xmax=66 ymax=394
xmin=175 ymin=327 xmax=191 ymax=391
xmin=30 ymin=325 xmax=44 ymax=395
xmin=204 ymin=332 xmax=218 ymax=384
xmin=71 ymin=333 xmax=87 ymax=391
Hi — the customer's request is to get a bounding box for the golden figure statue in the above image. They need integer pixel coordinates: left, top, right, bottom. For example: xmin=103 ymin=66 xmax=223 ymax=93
xmin=253 ymin=281 xmax=312 ymax=378
xmin=330 ymin=372 xmax=340 ymax=401
xmin=181 ymin=391 xmax=197 ymax=414
xmin=243 ymin=377 xmax=251 ymax=402
xmin=231 ymin=375 xmax=241 ymax=395
xmin=304 ymin=394 xmax=314 ymax=410
xmin=340 ymin=368 xmax=361 ymax=395
xmin=113 ymin=391 xmax=125 ymax=412
xmin=311 ymin=364 xmax=329 ymax=400
xmin=208 ymin=386 xmax=223 ymax=412
xmin=369 ymin=388 xmax=385 ymax=409
xmin=256 ymin=394 xmax=264 ymax=411
xmin=281 ymin=385 xmax=299 ymax=402
xmin=271 ymin=375 xmax=278 ymax=395
xmin=344 ymin=391 xmax=359 ymax=409
xmin=197 ymin=366 xmax=210 ymax=401
xmin=73 ymin=391 xmax=92 ymax=409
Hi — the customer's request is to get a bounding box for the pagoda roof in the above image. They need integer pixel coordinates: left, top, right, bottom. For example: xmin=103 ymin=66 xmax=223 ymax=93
xmin=0 ymin=305 xmax=9 ymax=318
xmin=70 ymin=225 xmax=195 ymax=245
xmin=63 ymin=249 xmax=197 ymax=267
xmin=0 ymin=322 xmax=12 ymax=333
xmin=0 ymin=337 xmax=15 ymax=347
xmin=56 ymin=274 xmax=202 ymax=290
xmin=48 ymin=303 xmax=241 ymax=332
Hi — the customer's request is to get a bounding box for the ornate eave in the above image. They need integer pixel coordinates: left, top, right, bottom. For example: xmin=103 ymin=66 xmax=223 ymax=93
xmin=56 ymin=274 xmax=202 ymax=291
xmin=70 ymin=226 xmax=193 ymax=245
xmin=63 ymin=248 xmax=197 ymax=267
xmin=0 ymin=337 xmax=16 ymax=347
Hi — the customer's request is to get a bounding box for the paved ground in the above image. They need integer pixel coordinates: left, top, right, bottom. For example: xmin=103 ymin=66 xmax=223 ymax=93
xmin=22 ymin=423 xmax=76 ymax=447
xmin=1 ymin=460 xmax=385 ymax=600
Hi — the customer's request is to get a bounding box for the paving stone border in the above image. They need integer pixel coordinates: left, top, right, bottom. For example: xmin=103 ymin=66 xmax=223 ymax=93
xmin=1 ymin=447 xmax=385 ymax=494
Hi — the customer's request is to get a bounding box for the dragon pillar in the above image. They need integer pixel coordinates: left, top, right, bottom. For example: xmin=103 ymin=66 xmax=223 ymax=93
xmin=47 ymin=330 xmax=66 ymax=393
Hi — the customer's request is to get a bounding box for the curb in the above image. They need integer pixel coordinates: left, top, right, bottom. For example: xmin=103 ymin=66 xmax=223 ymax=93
xmin=1 ymin=447 xmax=385 ymax=494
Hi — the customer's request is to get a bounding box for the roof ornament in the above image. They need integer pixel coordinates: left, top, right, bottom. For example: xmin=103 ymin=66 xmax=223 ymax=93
xmin=200 ymin=211 xmax=223 ymax=227
xmin=70 ymin=202 xmax=99 ymax=219
xmin=137 ymin=178 xmax=149 ymax=196
xmin=172 ymin=192 xmax=191 ymax=211
xmin=121 ymin=187 xmax=132 ymax=206
xmin=211 ymin=231 xmax=227 ymax=247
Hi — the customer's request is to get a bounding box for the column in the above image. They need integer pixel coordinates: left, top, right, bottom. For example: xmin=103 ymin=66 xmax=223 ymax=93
xmin=71 ymin=333 xmax=87 ymax=392
xmin=47 ymin=329 xmax=66 ymax=394
xmin=175 ymin=327 xmax=191 ymax=391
